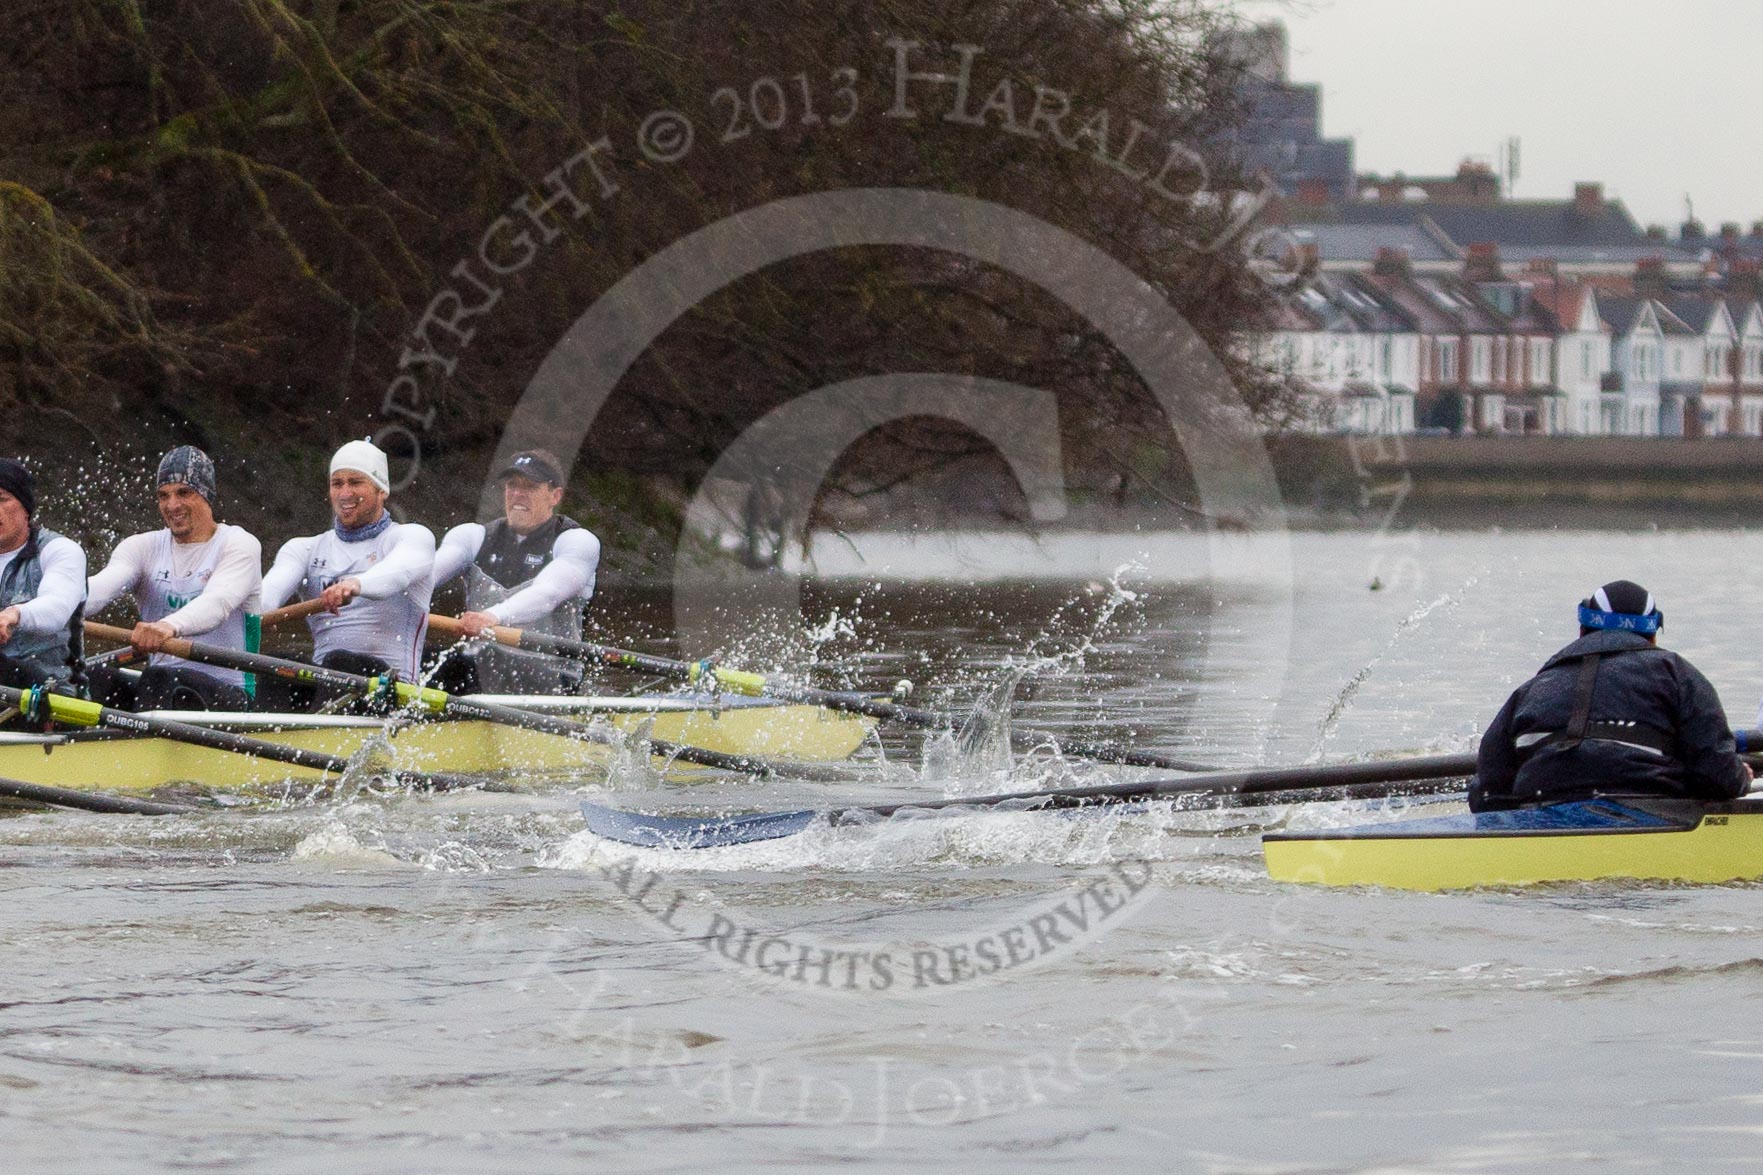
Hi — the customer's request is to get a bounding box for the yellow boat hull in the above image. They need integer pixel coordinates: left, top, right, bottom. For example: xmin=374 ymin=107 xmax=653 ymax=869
xmin=1263 ymin=799 xmax=1763 ymax=891
xmin=0 ymin=694 xmax=872 ymax=794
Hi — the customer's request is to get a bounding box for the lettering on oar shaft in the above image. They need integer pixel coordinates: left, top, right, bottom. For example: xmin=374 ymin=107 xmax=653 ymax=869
xmin=579 ymin=839 xmax=1156 ymax=993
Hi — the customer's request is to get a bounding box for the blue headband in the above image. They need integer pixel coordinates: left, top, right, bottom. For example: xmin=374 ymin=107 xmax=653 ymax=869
xmin=1578 ymin=603 xmax=1662 ymax=634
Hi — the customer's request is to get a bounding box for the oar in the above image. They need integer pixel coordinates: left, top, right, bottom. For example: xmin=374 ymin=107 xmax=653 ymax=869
xmin=0 ymin=681 xmax=486 ymax=795
xmin=427 ymin=614 xmax=1221 ymax=772
xmin=580 ymin=752 xmax=1479 ymax=848
xmin=0 ymin=776 xmax=201 ymax=815
xmin=87 ymin=623 xmax=844 ymax=780
xmin=256 ymin=597 xmax=331 ymax=628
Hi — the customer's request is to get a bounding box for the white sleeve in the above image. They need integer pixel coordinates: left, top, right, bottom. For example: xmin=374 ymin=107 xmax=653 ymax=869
xmin=354 ymin=525 xmax=436 ymax=599
xmin=164 ymin=530 xmax=263 ymax=637
xmin=434 ymin=523 xmax=485 ymax=587
xmin=14 ymin=536 xmax=87 ymax=635
xmin=260 ymin=535 xmax=315 ymax=610
xmin=84 ymin=532 xmax=154 ymax=616
xmin=487 ymin=528 xmax=600 ymax=627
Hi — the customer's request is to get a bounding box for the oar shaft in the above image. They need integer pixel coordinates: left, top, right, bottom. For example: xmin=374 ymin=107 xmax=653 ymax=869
xmin=427 ymin=615 xmax=698 ymax=682
xmin=842 ymin=752 xmax=1481 ymax=820
xmin=93 ymin=624 xmax=836 ymax=780
xmin=0 ymin=776 xmax=199 ymax=815
xmin=581 ymin=754 xmax=1483 ymax=849
xmin=429 ymin=615 xmax=1216 ymax=772
xmin=1189 ymin=777 xmax=1466 ymax=811
xmin=0 ymin=683 xmax=354 ymax=776
xmin=29 ymin=642 xmax=488 ymax=793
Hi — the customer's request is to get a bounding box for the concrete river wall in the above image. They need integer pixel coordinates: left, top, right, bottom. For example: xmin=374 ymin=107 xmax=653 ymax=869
xmin=1268 ymin=435 xmax=1763 ymax=527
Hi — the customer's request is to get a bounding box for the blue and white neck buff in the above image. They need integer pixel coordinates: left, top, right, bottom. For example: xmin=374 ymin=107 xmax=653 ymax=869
xmin=1578 ymin=581 xmax=1662 ymax=635
xmin=334 ymin=514 xmax=394 ymax=543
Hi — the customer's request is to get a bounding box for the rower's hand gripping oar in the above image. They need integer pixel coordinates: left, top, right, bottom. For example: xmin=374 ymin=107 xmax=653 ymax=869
xmin=582 ymin=752 xmax=1480 ymax=849
xmin=87 ymin=623 xmax=844 ymax=780
xmin=427 ymin=615 xmax=1220 ymax=773
xmin=0 ymin=680 xmax=485 ymax=794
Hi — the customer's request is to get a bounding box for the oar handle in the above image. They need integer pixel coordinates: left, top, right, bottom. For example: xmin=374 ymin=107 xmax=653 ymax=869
xmin=86 ymin=621 xmax=145 ymax=646
xmin=258 ymin=597 xmax=331 ymax=628
xmin=87 ymin=621 xmax=208 ymax=665
xmin=426 ymin=613 xmax=510 ymax=644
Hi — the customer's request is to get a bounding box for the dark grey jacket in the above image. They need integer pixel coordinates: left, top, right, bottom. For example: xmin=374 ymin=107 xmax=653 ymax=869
xmin=1470 ymin=629 xmax=1749 ymax=811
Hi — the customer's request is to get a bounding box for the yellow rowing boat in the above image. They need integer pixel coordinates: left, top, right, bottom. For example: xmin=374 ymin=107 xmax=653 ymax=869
xmin=0 ymin=693 xmax=872 ymax=793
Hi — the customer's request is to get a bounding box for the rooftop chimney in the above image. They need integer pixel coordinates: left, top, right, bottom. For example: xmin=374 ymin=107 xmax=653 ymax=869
xmin=1295 ymin=178 xmax=1331 ymax=207
xmin=1463 ymin=241 xmax=1503 ymax=281
xmin=1572 ymin=182 xmax=1603 ymax=218
xmin=1372 ymin=247 xmax=1412 ymax=277
xmin=1633 ymin=257 xmax=1668 ymax=299
xmin=1728 ymin=259 xmax=1762 ymax=301
xmin=1361 ymin=172 xmax=1411 ymax=204
xmin=1454 ymin=160 xmax=1500 ymax=205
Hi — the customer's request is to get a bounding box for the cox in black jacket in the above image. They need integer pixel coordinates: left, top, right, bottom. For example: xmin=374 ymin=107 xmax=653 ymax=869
xmin=1470 ymin=628 xmax=1750 ymax=812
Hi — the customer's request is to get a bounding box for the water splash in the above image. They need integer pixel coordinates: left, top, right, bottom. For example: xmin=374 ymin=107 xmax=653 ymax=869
xmin=289 ymin=819 xmax=405 ymax=868
xmin=1305 ymin=575 xmax=1480 ymax=764
xmin=551 ymin=800 xmax=1225 ymax=875
xmin=327 ymin=725 xmax=402 ymax=801
xmin=1019 ymin=561 xmax=1146 ymax=668
xmin=915 ymin=667 xmax=1027 ymax=795
xmin=602 ymin=715 xmax=663 ymax=791
xmin=50 ymin=448 xmax=157 ymax=557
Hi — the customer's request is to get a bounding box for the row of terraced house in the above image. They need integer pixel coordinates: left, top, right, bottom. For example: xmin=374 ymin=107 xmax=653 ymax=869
xmin=1258 ymin=234 xmax=1763 ymax=437
xmin=1222 ymin=20 xmax=1763 ymax=438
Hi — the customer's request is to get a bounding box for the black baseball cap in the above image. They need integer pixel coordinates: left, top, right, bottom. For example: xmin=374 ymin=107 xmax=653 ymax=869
xmin=496 ymin=449 xmax=564 ymax=486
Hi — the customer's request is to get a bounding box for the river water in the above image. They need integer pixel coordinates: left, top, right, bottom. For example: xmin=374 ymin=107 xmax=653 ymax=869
xmin=6 ymin=528 xmax=1763 ymax=1172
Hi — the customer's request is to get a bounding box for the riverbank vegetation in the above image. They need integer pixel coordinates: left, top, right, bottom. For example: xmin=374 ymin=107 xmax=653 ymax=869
xmin=2 ymin=0 xmax=1288 ymax=568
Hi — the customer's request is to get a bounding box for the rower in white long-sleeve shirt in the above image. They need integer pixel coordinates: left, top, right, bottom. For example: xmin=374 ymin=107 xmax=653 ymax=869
xmin=0 ymin=458 xmax=88 ymax=692
xmin=432 ymin=449 xmax=600 ymax=693
xmin=259 ymin=440 xmax=435 ymax=681
xmin=85 ymin=446 xmax=263 ymax=711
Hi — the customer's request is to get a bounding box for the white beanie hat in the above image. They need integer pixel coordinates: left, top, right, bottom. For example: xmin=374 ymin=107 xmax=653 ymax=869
xmin=330 ymin=439 xmax=391 ymax=494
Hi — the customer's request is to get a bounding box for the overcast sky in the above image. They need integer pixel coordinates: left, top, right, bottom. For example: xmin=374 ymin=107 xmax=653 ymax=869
xmin=1234 ymin=0 xmax=1763 ymax=233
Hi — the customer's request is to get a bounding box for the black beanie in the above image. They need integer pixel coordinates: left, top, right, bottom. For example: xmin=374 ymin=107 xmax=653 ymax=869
xmin=156 ymin=445 xmax=219 ymax=507
xmin=1586 ymin=580 xmax=1654 ymax=617
xmin=0 ymin=459 xmax=36 ymax=518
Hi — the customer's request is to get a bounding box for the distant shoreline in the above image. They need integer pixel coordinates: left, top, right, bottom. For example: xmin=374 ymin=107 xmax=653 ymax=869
xmin=1265 ymin=434 xmax=1763 ymax=529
